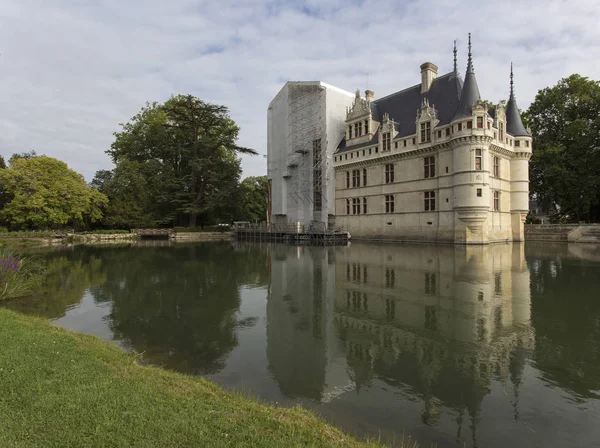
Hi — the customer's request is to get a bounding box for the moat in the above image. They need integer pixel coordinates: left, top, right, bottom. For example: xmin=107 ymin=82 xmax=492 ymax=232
xmin=5 ymin=241 xmax=600 ymax=448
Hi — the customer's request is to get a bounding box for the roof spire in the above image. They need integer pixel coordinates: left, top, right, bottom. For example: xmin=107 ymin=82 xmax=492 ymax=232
xmin=466 ymin=33 xmax=474 ymax=74
xmin=453 ymin=39 xmax=458 ymax=74
xmin=510 ymin=62 xmax=515 ymax=100
xmin=505 ymin=64 xmax=530 ymax=137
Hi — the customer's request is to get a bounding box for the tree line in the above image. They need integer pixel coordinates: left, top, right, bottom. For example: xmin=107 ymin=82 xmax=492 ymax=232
xmin=0 ymin=95 xmax=268 ymax=231
xmin=0 ymin=76 xmax=598 ymax=231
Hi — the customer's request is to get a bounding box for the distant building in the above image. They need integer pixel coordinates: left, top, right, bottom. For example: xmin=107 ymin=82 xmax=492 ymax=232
xmin=267 ymin=35 xmax=532 ymax=244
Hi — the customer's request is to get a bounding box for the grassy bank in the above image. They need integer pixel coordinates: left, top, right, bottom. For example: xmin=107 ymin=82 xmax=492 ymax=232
xmin=0 ymin=309 xmax=389 ymax=447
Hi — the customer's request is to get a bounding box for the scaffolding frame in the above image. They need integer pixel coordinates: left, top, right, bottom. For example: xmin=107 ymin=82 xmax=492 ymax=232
xmin=286 ymin=83 xmax=327 ymax=230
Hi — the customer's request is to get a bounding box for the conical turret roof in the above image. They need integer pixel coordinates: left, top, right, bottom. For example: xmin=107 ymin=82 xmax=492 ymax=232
xmin=452 ymin=34 xmax=481 ymax=121
xmin=506 ymin=64 xmax=530 ymax=137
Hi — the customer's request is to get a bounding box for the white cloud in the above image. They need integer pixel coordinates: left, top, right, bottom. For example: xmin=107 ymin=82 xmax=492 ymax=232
xmin=0 ymin=0 xmax=598 ymax=180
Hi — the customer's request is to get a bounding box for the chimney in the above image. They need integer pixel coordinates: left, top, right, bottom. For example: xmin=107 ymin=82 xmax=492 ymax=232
xmin=420 ymin=62 xmax=438 ymax=93
xmin=365 ymin=90 xmax=374 ymax=101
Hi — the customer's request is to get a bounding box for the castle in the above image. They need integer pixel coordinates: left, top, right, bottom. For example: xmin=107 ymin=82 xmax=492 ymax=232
xmin=267 ymin=35 xmax=532 ymax=244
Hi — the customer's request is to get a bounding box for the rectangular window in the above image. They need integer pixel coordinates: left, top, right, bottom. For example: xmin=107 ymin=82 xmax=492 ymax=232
xmin=487 ymin=121 xmax=491 ymax=129
xmin=354 ymin=123 xmax=358 ymax=137
xmin=363 ymin=168 xmax=367 ymax=186
xmin=515 ymin=140 xmax=520 ymax=147
xmin=346 ymin=171 xmax=350 ymax=188
xmin=499 ymin=122 xmax=504 ymax=141
xmin=365 ymin=119 xmax=369 ymax=134
xmin=348 ymin=125 xmax=352 ymax=139
xmin=346 ymin=199 xmax=350 ymax=214
xmin=445 ymin=128 xmax=450 ymax=136
xmin=382 ymin=132 xmax=391 ymax=152
xmin=493 ymin=156 xmax=499 ymax=177
xmin=476 ymin=149 xmax=482 ymax=156
xmin=437 ymin=130 xmax=442 ymax=138
xmin=458 ymin=123 xmax=463 ymax=131
xmin=525 ymin=141 xmax=530 ymax=147
xmin=375 ymin=147 xmax=379 ymax=153
xmin=477 ymin=188 xmax=482 ymax=197
xmin=358 ymin=121 xmax=363 ymax=136
xmin=352 ymin=198 xmax=360 ymax=215
xmin=385 ymin=164 xmax=395 ymax=183
xmin=352 ymin=169 xmax=360 ymax=188
xmin=424 ymin=191 xmax=436 ymax=211
xmin=477 ymin=117 xmax=483 ymax=128
xmin=345 ymin=154 xmax=348 ymax=160
xmin=493 ymin=190 xmax=500 ymax=211
xmin=369 ymin=148 xmax=372 ymax=155
xmin=404 ymin=140 xmax=407 ymax=147
xmin=385 ymin=195 xmax=395 ymax=213
xmin=363 ymin=197 xmax=367 ymax=214
xmin=395 ymin=141 xmax=398 ymax=149
xmin=362 ymin=150 xmax=365 ymax=156
xmin=467 ymin=121 xmax=473 ymax=129
xmin=412 ymin=138 xmax=416 ymax=145
xmin=420 ymin=122 xmax=431 ymax=142
xmin=424 ymin=156 xmax=436 ymax=178
xmin=475 ymin=157 xmax=482 ymax=170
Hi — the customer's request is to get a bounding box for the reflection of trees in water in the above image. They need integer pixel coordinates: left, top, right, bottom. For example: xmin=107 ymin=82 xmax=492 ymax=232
xmin=91 ymin=243 xmax=268 ymax=375
xmin=529 ymin=256 xmax=600 ymax=400
xmin=4 ymin=247 xmax=107 ymax=319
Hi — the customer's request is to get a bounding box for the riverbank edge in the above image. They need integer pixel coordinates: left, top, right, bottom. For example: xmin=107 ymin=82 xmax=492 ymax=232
xmin=0 ymin=308 xmax=392 ymax=448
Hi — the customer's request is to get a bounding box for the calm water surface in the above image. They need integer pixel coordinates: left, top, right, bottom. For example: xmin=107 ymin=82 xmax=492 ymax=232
xmin=5 ymin=241 xmax=600 ymax=447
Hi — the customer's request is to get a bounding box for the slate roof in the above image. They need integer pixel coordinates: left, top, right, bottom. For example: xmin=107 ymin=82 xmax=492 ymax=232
xmin=505 ymin=67 xmax=530 ymax=137
xmin=336 ymin=71 xmax=463 ymax=153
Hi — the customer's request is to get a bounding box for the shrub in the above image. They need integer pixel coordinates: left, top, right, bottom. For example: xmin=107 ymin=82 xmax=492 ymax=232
xmin=0 ymin=249 xmax=44 ymax=301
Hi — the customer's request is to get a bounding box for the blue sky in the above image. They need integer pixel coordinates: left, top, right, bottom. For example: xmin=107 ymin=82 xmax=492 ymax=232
xmin=1 ymin=0 xmax=598 ymax=180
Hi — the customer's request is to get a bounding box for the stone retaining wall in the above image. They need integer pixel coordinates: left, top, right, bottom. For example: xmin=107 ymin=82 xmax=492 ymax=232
xmin=525 ymin=224 xmax=600 ymax=243
xmin=172 ymin=232 xmax=233 ymax=242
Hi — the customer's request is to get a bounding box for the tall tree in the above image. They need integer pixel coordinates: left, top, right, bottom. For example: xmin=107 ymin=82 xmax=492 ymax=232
xmin=237 ymin=176 xmax=268 ymax=223
xmin=108 ymin=95 xmax=256 ymax=227
xmin=528 ymin=74 xmax=600 ymax=222
xmin=0 ymin=156 xmax=107 ymax=229
xmin=91 ymin=160 xmax=160 ymax=229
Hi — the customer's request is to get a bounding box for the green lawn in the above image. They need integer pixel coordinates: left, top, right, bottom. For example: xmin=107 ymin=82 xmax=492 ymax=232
xmin=0 ymin=309 xmax=393 ymax=448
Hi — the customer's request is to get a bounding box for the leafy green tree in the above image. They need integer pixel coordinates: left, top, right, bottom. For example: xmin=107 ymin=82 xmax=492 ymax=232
xmin=9 ymin=150 xmax=37 ymax=164
xmin=0 ymin=156 xmax=107 ymax=229
xmin=528 ymin=74 xmax=600 ymax=222
xmin=237 ymin=176 xmax=268 ymax=223
xmin=91 ymin=160 xmax=160 ymax=228
xmin=107 ymin=95 xmax=256 ymax=227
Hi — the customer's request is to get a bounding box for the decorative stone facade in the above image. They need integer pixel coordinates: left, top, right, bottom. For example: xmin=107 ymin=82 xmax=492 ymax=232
xmin=332 ymin=36 xmax=532 ymax=244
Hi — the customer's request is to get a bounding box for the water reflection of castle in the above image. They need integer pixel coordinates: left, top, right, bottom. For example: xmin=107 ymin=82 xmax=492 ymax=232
xmin=266 ymin=243 xmax=534 ymax=443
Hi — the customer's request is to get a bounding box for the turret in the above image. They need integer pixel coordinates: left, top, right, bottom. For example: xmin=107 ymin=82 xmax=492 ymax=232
xmin=452 ymin=33 xmax=481 ymax=121
xmin=506 ymin=64 xmax=529 ymax=137
xmin=507 ymin=65 xmax=532 ymax=241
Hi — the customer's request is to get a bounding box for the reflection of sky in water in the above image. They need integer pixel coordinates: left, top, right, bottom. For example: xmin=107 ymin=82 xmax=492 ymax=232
xmin=3 ymin=241 xmax=600 ymax=448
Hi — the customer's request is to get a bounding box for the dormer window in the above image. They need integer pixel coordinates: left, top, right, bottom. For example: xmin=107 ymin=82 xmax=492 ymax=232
xmin=348 ymin=126 xmax=352 ymax=139
xmin=382 ymin=132 xmax=391 ymax=152
xmin=365 ymin=120 xmax=369 ymax=134
xmin=477 ymin=117 xmax=483 ymax=128
xmin=467 ymin=121 xmax=473 ymax=129
xmin=458 ymin=123 xmax=463 ymax=131
xmin=420 ymin=122 xmax=431 ymax=143
xmin=358 ymin=121 xmax=363 ymax=136
xmin=354 ymin=123 xmax=359 ymax=137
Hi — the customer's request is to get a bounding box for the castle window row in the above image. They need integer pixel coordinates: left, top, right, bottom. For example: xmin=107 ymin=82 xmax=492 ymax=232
xmin=344 ymin=191 xmax=438 ymax=214
xmin=336 ymin=120 xmax=527 ymax=164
